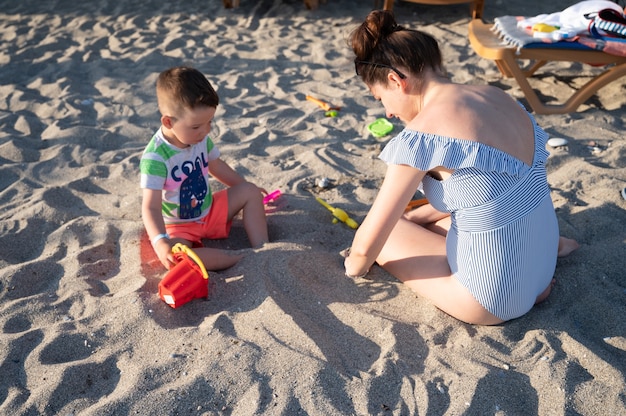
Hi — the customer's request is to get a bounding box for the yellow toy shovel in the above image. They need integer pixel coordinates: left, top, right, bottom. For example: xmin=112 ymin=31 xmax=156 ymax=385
xmin=315 ymin=197 xmax=359 ymax=229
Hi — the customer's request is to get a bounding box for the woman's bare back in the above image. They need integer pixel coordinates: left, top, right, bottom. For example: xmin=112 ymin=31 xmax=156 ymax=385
xmin=415 ymin=83 xmax=535 ymax=166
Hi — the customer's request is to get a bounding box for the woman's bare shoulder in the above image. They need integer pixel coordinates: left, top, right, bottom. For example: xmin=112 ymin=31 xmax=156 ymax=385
xmin=414 ymin=84 xmax=529 ymax=141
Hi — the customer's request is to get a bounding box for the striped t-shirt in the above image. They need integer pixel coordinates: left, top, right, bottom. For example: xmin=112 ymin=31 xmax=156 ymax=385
xmin=140 ymin=128 xmax=220 ymax=224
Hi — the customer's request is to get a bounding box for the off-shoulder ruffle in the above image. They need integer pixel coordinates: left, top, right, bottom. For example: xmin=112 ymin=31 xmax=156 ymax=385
xmin=379 ymin=116 xmax=550 ymax=178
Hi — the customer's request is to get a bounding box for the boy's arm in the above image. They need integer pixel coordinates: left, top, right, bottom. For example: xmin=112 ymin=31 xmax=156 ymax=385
xmin=208 ymin=158 xmax=246 ymax=187
xmin=141 ymin=188 xmax=174 ymax=268
xmin=208 ymin=158 xmax=268 ymax=195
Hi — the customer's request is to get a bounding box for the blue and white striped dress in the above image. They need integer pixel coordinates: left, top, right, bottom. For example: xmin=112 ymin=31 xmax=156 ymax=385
xmin=379 ymin=112 xmax=559 ymax=321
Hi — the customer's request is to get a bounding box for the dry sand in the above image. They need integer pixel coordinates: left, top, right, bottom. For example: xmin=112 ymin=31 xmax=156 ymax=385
xmin=1 ymin=0 xmax=625 ymax=414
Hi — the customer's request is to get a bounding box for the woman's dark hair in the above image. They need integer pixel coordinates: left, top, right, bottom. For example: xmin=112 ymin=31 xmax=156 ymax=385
xmin=350 ymin=10 xmax=443 ymax=84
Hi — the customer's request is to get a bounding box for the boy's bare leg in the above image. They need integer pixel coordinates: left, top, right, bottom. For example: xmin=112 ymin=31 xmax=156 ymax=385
xmin=169 ymin=238 xmax=244 ymax=271
xmin=194 ymin=247 xmax=244 ymax=271
xmin=242 ymin=198 xmax=268 ymax=248
xmin=228 ymin=183 xmax=269 ymax=248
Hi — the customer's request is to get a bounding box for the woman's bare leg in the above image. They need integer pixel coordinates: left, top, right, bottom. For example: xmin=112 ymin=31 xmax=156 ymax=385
xmin=403 ymin=203 xmax=449 ymax=225
xmin=534 ymin=237 xmax=578 ymax=303
xmin=403 ymin=204 xmax=451 ymax=236
xmin=375 ymin=218 xmax=503 ymax=325
xmin=424 ymin=216 xmax=451 ymax=236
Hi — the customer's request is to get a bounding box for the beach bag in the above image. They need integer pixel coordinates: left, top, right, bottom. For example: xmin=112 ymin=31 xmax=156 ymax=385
xmin=586 ymin=8 xmax=626 ymax=38
xmin=158 ymin=243 xmax=210 ymax=308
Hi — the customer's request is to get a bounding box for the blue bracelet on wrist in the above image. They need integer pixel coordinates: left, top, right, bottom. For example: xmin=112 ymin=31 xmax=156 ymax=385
xmin=151 ymin=233 xmax=170 ymax=246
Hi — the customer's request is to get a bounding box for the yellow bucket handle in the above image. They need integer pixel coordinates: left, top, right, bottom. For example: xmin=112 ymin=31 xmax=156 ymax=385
xmin=171 ymin=243 xmax=209 ymax=280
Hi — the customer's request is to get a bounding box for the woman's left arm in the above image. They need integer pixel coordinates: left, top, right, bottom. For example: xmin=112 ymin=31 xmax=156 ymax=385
xmin=345 ymin=164 xmax=425 ymax=277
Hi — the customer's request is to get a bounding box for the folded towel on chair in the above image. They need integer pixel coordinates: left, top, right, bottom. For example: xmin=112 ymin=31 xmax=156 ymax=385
xmin=492 ymin=15 xmax=540 ymax=51
xmin=515 ymin=0 xmax=622 ymax=34
xmin=492 ymin=15 xmax=593 ymax=51
xmin=492 ymin=1 xmax=626 ymax=57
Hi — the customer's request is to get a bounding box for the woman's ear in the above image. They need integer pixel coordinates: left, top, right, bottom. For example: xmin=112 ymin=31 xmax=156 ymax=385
xmin=387 ymin=71 xmax=405 ymax=90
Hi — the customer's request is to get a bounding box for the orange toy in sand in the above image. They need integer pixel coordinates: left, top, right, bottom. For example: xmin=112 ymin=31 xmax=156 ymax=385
xmin=306 ymin=95 xmax=341 ymax=112
xmin=158 ymin=243 xmax=209 ymax=308
xmin=405 ymin=198 xmax=429 ymax=212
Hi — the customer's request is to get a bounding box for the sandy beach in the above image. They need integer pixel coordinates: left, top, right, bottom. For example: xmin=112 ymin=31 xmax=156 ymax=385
xmin=1 ymin=0 xmax=625 ymax=414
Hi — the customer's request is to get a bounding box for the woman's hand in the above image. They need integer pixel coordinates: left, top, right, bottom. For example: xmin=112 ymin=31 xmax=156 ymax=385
xmin=343 ymin=164 xmax=426 ymax=278
xmin=343 ymin=248 xmax=370 ymax=279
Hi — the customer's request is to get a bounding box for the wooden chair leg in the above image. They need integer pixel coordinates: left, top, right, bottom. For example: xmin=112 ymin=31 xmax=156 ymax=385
xmin=524 ymin=60 xmax=548 ymax=77
xmin=471 ymin=0 xmax=484 ymax=19
xmin=383 ymin=0 xmax=394 ymax=10
xmin=469 ymin=19 xmax=626 ymax=114
xmin=498 ymin=50 xmax=626 ymax=114
xmin=381 ymin=1 xmax=483 ymax=16
xmin=224 ymin=0 xmax=322 ymax=9
xmin=304 ymin=0 xmax=319 ymax=9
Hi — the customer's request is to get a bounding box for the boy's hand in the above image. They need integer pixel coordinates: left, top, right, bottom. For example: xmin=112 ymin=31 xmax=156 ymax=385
xmin=154 ymin=239 xmax=175 ymax=269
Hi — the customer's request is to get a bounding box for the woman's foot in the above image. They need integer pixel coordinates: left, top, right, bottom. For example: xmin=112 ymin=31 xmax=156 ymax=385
xmin=558 ymin=237 xmax=579 ymax=257
xmin=535 ymin=278 xmax=556 ymax=304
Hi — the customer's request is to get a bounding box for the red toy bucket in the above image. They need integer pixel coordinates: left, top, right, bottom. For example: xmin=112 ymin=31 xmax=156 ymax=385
xmin=158 ymin=243 xmax=209 ymax=308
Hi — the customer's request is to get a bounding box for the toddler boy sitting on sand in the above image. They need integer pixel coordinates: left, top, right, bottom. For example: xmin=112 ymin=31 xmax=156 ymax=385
xmin=140 ymin=66 xmax=268 ymax=271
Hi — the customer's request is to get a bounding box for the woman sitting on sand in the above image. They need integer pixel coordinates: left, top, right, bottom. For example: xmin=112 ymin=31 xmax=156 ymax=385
xmin=343 ymin=10 xmax=579 ymax=325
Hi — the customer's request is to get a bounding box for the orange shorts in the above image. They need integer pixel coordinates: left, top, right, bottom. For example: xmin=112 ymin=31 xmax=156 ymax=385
xmin=165 ymin=190 xmax=231 ymax=246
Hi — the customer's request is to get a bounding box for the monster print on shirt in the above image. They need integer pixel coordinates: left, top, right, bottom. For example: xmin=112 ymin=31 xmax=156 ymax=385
xmin=178 ymin=165 xmax=207 ymax=219
xmin=140 ymin=130 xmax=219 ymax=224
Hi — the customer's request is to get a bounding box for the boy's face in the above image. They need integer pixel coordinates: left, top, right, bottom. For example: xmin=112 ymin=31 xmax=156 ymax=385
xmin=163 ymin=106 xmax=216 ymax=148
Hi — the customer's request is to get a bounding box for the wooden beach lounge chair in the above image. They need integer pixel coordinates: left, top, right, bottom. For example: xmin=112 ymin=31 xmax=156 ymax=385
xmin=468 ymin=19 xmax=626 ymax=114
xmin=382 ymin=0 xmax=484 ymax=19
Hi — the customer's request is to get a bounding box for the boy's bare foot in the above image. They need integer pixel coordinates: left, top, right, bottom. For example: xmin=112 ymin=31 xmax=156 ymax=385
xmin=558 ymin=237 xmax=579 ymax=257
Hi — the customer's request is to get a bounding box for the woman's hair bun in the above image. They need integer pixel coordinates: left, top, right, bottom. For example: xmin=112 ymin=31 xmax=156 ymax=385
xmin=353 ymin=10 xmax=399 ymax=59
xmin=366 ymin=10 xmax=400 ymax=42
